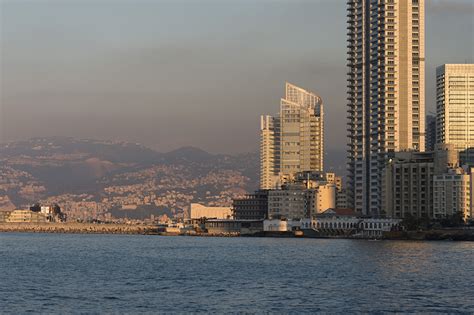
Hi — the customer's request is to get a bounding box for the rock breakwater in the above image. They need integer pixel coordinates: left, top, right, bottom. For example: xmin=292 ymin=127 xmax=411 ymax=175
xmin=0 ymin=223 xmax=157 ymax=235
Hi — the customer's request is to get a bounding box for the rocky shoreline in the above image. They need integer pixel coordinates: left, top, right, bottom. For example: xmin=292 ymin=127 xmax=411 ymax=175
xmin=2 ymin=223 xmax=474 ymax=241
xmin=0 ymin=223 xmax=158 ymax=235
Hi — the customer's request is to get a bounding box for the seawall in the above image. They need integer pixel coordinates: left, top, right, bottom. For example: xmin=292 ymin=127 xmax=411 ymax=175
xmin=0 ymin=222 xmax=158 ymax=235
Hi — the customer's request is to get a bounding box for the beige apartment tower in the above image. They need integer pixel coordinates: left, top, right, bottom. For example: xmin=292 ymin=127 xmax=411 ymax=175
xmin=260 ymin=115 xmax=280 ymax=190
xmin=436 ymin=64 xmax=474 ymax=152
xmin=260 ymin=83 xmax=324 ymax=189
xmin=347 ymin=0 xmax=425 ymax=215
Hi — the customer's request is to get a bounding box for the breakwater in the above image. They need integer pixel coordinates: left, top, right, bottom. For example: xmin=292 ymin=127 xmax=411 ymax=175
xmin=0 ymin=222 xmax=157 ymax=235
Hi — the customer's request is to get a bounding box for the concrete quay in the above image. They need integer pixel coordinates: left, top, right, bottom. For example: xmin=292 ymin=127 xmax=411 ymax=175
xmin=0 ymin=222 xmax=158 ymax=235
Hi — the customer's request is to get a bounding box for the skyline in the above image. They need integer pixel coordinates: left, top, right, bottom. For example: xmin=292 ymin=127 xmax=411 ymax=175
xmin=1 ymin=0 xmax=473 ymax=154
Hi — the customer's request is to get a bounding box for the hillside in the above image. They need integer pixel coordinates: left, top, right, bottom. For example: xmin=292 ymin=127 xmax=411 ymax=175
xmin=0 ymin=137 xmax=259 ymax=220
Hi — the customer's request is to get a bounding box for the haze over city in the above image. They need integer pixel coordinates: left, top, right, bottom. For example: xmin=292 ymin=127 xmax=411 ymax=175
xmin=1 ymin=0 xmax=473 ymax=154
xmin=2 ymin=1 xmax=474 ymax=314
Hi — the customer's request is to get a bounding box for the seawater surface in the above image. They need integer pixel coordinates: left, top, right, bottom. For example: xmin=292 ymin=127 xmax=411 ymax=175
xmin=0 ymin=233 xmax=473 ymax=313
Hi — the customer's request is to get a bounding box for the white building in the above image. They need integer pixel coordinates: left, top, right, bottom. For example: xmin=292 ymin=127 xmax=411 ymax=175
xmin=300 ymin=209 xmax=401 ymax=238
xmin=263 ymin=219 xmax=301 ymax=232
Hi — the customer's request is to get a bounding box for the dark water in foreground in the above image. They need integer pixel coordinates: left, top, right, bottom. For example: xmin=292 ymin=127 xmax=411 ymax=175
xmin=0 ymin=233 xmax=473 ymax=314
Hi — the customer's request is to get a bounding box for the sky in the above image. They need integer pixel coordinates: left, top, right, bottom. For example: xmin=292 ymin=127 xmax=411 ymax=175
xmin=1 ymin=0 xmax=473 ymax=154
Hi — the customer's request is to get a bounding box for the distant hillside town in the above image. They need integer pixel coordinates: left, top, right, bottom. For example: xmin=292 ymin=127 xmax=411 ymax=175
xmin=0 ymin=137 xmax=258 ymax=223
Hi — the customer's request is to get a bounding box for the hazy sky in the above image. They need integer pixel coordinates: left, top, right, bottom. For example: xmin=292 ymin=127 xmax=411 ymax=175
xmin=1 ymin=0 xmax=473 ymax=154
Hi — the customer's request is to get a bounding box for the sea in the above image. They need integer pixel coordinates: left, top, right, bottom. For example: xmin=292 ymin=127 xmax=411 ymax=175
xmin=0 ymin=233 xmax=473 ymax=314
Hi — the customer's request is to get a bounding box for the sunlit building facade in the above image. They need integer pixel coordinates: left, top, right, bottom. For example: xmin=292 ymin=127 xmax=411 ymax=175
xmin=436 ymin=64 xmax=474 ymax=152
xmin=433 ymin=170 xmax=471 ymax=221
xmin=260 ymin=115 xmax=280 ymax=190
xmin=347 ymin=0 xmax=425 ymax=215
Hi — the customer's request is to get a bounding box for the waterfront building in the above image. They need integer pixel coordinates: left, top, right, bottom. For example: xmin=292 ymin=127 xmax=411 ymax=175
xmin=260 ymin=83 xmax=324 ymax=189
xmin=28 ymin=203 xmax=66 ymax=222
xmin=425 ymin=114 xmax=436 ymax=152
xmin=436 ymin=64 xmax=474 ymax=152
xmin=382 ymin=151 xmax=434 ymax=219
xmin=267 ymin=183 xmax=335 ymax=220
xmin=6 ymin=210 xmax=47 ymax=223
xmin=0 ymin=210 xmax=12 ymax=223
xmin=233 ymin=190 xmax=268 ymax=220
xmin=263 ymin=219 xmax=301 ymax=232
xmin=300 ymin=209 xmax=401 ymax=238
xmin=382 ymin=144 xmax=459 ymax=219
xmin=347 ymin=0 xmax=426 ymax=216
xmin=205 ymin=219 xmax=263 ymax=235
xmin=433 ymin=169 xmax=471 ymax=221
xmin=189 ymin=203 xmax=233 ymax=220
xmin=268 ymin=185 xmax=309 ymax=220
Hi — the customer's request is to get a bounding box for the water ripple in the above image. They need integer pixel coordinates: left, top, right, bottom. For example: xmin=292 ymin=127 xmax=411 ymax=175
xmin=0 ymin=234 xmax=473 ymax=313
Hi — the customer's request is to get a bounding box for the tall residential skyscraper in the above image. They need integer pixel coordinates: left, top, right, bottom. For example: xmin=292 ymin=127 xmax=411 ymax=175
xmin=347 ymin=0 xmax=425 ymax=215
xmin=260 ymin=83 xmax=324 ymax=189
xmin=260 ymin=115 xmax=280 ymax=190
xmin=436 ymin=64 xmax=474 ymax=152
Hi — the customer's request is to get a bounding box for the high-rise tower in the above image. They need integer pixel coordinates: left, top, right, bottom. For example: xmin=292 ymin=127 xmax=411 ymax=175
xmin=346 ymin=0 xmax=425 ymax=215
xmin=436 ymin=64 xmax=474 ymax=152
xmin=260 ymin=83 xmax=324 ymax=189
xmin=260 ymin=115 xmax=280 ymax=190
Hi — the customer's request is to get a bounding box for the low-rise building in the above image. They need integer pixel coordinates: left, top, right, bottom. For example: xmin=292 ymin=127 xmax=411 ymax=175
xmin=433 ymin=169 xmax=471 ymax=221
xmin=6 ymin=210 xmax=47 ymax=223
xmin=263 ymin=219 xmax=301 ymax=232
xmin=382 ymin=144 xmax=459 ymax=219
xmin=0 ymin=210 xmax=12 ymax=223
xmin=300 ymin=209 xmax=401 ymax=238
xmin=189 ymin=203 xmax=232 ymax=220
xmin=233 ymin=190 xmax=268 ymax=220
xmin=205 ymin=219 xmax=263 ymax=235
xmin=267 ymin=183 xmax=335 ymax=220
xmin=268 ymin=184 xmax=309 ymax=220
